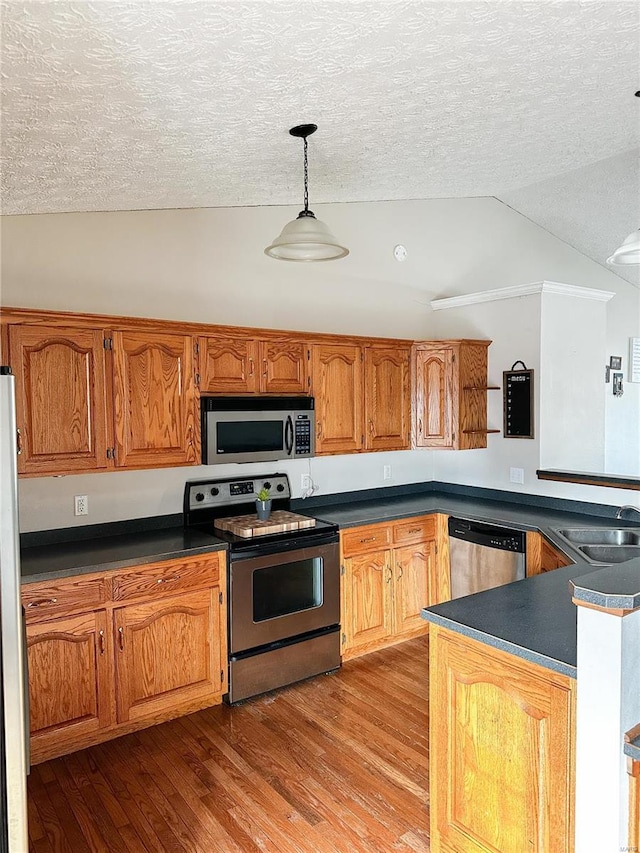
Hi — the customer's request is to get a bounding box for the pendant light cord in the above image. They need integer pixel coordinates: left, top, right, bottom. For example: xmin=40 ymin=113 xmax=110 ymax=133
xmin=303 ymin=136 xmax=309 ymax=214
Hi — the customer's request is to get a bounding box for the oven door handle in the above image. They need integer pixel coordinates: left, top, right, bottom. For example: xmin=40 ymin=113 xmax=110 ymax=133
xmin=285 ymin=415 xmax=294 ymax=456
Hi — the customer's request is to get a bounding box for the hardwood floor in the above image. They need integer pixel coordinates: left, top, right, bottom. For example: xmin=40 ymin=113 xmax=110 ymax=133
xmin=27 ymin=636 xmax=430 ymax=853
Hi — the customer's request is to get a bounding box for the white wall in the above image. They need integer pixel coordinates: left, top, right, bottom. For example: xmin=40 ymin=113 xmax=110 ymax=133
xmin=1 ymin=197 xmax=638 ymax=531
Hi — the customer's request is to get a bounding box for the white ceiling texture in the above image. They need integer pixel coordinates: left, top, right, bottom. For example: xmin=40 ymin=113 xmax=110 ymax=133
xmin=1 ymin=0 xmax=639 ymax=283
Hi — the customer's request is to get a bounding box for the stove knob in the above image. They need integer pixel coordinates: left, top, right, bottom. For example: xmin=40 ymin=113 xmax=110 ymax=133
xmin=276 ymin=483 xmax=285 ymax=492
xmin=263 ymin=481 xmax=271 ymax=490
xmin=195 ymin=492 xmax=205 ymax=502
xmin=210 ymin=487 xmax=219 ymax=496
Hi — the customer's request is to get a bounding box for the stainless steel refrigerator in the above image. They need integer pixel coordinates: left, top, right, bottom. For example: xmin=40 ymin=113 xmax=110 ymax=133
xmin=0 ymin=367 xmax=29 ymax=851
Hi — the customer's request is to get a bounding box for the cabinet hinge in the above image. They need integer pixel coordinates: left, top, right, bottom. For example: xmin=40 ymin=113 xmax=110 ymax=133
xmin=360 ymin=352 xmax=364 ymax=362
xmin=194 ymin=341 xmax=200 ymax=355
xmin=307 ymin=376 xmax=311 ymax=387
xmin=307 ymin=349 xmax=311 ymax=360
xmin=195 ymin=373 xmax=201 ymax=387
xmin=340 ymin=564 xmax=345 ymax=576
xmin=103 ymin=337 xmax=113 ymax=350
xmin=452 ymin=353 xmax=456 ymax=363
xmin=220 ymin=669 xmax=224 ymax=683
xmin=219 ymin=591 xmax=223 ymax=604
xmin=361 ymin=435 xmax=365 ymax=445
xmin=341 ymin=633 xmax=346 ymax=646
xmin=106 ymin=447 xmax=116 ymax=459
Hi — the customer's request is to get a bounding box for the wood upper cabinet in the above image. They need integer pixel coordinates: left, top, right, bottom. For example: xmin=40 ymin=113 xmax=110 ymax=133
xmin=9 ymin=325 xmax=109 ymax=475
xmin=114 ymin=588 xmax=223 ymax=724
xmin=26 ymin=610 xmax=113 ymax=757
xmin=198 ymin=336 xmax=309 ymax=394
xmin=112 ymin=329 xmax=197 ymax=468
xmin=312 ymin=343 xmax=364 ymax=454
xmin=413 ymin=340 xmax=493 ymax=450
xmin=429 ymin=625 xmax=575 ymax=853
xmin=364 ymin=346 xmax=411 ymax=451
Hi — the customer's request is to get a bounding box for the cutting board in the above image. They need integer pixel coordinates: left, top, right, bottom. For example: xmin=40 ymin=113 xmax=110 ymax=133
xmin=214 ymin=511 xmax=316 ymax=538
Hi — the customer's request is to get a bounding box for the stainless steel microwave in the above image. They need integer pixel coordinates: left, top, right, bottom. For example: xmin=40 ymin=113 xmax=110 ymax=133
xmin=201 ymin=397 xmax=315 ymax=465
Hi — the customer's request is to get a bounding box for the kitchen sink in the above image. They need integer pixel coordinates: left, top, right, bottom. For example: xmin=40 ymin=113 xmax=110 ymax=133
xmin=577 ymin=545 xmax=640 ymax=565
xmin=557 ymin=528 xmax=640 ymax=546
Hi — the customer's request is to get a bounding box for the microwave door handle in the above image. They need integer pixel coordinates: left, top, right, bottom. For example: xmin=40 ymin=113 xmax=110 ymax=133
xmin=285 ymin=415 xmax=294 ymax=456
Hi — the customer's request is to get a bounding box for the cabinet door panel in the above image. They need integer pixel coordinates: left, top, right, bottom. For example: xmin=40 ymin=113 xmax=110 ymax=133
xmin=430 ymin=628 xmax=575 ymax=853
xmin=260 ymin=340 xmax=308 ymax=394
xmin=364 ymin=347 xmax=411 ymax=450
xmin=312 ymin=344 xmax=363 ymax=454
xmin=393 ymin=542 xmax=433 ymax=636
xmin=27 ymin=611 xmax=112 ymax=749
xmin=414 ymin=348 xmax=454 ymax=448
xmin=114 ymin=589 xmax=222 ymax=724
xmin=9 ymin=325 xmax=109 ymax=474
xmin=199 ymin=337 xmax=258 ymax=393
xmin=342 ymin=551 xmax=392 ymax=654
xmin=113 ymin=330 xmax=196 ymax=467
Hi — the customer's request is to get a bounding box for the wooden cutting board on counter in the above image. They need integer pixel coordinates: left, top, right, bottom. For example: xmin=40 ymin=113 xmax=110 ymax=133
xmin=214 ymin=511 xmax=316 ymax=538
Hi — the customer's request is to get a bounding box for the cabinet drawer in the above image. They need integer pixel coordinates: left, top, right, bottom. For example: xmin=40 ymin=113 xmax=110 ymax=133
xmin=341 ymin=524 xmax=392 ymax=557
xmin=22 ymin=576 xmax=107 ymax=622
xmin=392 ymin=516 xmax=435 ymax=546
xmin=112 ymin=552 xmax=222 ymax=602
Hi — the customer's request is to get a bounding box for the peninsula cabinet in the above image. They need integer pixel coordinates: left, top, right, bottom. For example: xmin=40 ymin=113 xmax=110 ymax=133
xmin=198 ymin=336 xmax=309 ymax=395
xmin=22 ymin=550 xmax=227 ymax=764
xmin=413 ymin=339 xmax=496 ymax=450
xmin=7 ymin=320 xmax=197 ymax=475
xmin=340 ymin=515 xmax=438 ymax=660
xmin=429 ymin=625 xmax=575 ymax=853
xmin=311 ymin=342 xmax=411 ymax=455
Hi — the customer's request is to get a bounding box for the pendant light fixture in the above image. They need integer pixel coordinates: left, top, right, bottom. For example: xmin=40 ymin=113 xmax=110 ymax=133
xmin=265 ymin=124 xmax=349 ymax=262
xmin=607 ymin=228 xmax=640 ymax=266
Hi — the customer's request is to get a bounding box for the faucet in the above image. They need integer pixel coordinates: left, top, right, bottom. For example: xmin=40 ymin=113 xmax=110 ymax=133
xmin=615 ymin=505 xmax=640 ymax=521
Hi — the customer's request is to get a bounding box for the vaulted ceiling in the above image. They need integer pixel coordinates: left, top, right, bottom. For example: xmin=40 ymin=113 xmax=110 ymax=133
xmin=2 ymin=1 xmax=639 ymax=282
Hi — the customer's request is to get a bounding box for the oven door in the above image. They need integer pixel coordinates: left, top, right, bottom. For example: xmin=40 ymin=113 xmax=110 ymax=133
xmin=229 ymin=542 xmax=340 ymax=654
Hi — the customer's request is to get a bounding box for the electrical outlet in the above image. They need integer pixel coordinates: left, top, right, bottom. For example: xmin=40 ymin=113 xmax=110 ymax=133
xmin=74 ymin=495 xmax=88 ymax=516
xmin=509 ymin=467 xmax=525 ymax=485
xmin=383 ymin=465 xmax=392 ymax=481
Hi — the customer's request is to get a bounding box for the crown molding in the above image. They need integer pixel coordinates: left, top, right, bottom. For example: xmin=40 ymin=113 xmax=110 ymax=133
xmin=430 ymin=281 xmax=616 ymax=311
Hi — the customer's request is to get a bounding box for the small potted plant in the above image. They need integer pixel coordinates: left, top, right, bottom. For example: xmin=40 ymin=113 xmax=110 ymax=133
xmin=255 ymin=486 xmax=272 ymax=521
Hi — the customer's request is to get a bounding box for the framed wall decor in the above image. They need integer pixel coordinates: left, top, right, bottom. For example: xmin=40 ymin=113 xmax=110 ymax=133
xmin=503 ymin=361 xmax=534 ymax=439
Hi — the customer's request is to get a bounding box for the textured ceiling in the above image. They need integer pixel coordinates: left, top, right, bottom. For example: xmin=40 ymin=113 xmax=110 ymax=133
xmin=2 ymin=0 xmax=639 ymax=218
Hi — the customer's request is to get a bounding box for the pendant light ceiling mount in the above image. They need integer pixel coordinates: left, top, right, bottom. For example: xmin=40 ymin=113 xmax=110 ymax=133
xmin=264 ymin=123 xmax=349 ymax=262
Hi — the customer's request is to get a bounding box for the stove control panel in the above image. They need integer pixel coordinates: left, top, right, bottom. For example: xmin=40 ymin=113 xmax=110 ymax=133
xmin=186 ymin=473 xmax=291 ymax=510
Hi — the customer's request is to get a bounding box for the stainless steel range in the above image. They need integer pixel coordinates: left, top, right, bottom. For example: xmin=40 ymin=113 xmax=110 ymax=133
xmin=183 ymin=473 xmax=341 ymax=703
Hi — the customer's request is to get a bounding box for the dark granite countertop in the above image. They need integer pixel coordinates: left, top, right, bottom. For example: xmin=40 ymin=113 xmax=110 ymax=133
xmin=298 ymin=485 xmax=640 ymax=679
xmin=21 ymin=526 xmax=227 ymax=584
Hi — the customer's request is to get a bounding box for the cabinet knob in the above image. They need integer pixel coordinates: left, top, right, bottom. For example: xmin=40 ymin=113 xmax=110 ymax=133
xmin=118 ymin=626 xmax=125 ymax=652
xmin=262 ymin=358 xmax=268 ymax=377
xmin=26 ymin=598 xmax=57 ymax=609
xmin=98 ymin=629 xmax=105 ymax=655
xmin=385 ymin=566 xmax=393 ymax=583
xmin=249 ymin=358 xmax=254 ymax=376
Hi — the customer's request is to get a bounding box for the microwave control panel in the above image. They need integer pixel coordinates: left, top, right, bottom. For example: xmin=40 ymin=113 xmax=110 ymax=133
xmin=294 ymin=414 xmax=312 ymax=455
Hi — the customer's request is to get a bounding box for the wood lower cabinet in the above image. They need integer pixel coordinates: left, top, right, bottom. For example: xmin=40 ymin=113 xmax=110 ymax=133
xmin=26 ymin=610 xmax=113 ymax=760
xmin=312 ymin=343 xmax=364 ymax=454
xmin=9 ymin=324 xmax=109 ymax=475
xmin=198 ymin=336 xmax=309 ymax=394
xmin=112 ymin=329 xmax=197 ymax=468
xmin=341 ymin=515 xmax=437 ymax=659
xmin=413 ymin=339 xmax=495 ymax=450
xmin=526 ymin=531 xmax=573 ymax=576
xmin=429 ymin=625 xmax=575 ymax=853
xmin=23 ymin=551 xmax=226 ymax=764
xmin=114 ymin=589 xmax=222 ymax=724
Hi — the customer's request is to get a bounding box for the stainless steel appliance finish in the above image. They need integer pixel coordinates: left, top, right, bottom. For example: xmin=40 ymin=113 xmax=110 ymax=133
xmin=0 ymin=368 xmax=29 ymax=852
xmin=448 ymin=517 xmax=526 ymax=599
xmin=183 ymin=474 xmax=340 ymax=704
xmin=201 ymin=396 xmax=314 ymax=465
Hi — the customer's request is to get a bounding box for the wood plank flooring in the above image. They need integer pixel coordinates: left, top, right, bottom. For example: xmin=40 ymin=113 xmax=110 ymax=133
xmin=27 ymin=636 xmax=430 ymax=853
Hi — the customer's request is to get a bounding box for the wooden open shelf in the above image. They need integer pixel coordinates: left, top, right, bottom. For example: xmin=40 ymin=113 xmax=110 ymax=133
xmin=463 ymin=385 xmax=500 ymax=391
xmin=462 ymin=429 xmax=501 ymax=435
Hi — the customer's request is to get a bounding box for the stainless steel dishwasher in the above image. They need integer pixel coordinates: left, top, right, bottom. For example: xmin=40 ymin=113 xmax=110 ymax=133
xmin=448 ymin=517 xmax=526 ymax=599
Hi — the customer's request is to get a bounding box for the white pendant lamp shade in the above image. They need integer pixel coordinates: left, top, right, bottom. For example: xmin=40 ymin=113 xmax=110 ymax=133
xmin=607 ymin=228 xmax=640 ymax=265
xmin=265 ymin=211 xmax=349 ymax=261
xmin=265 ymin=123 xmax=349 ymax=262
